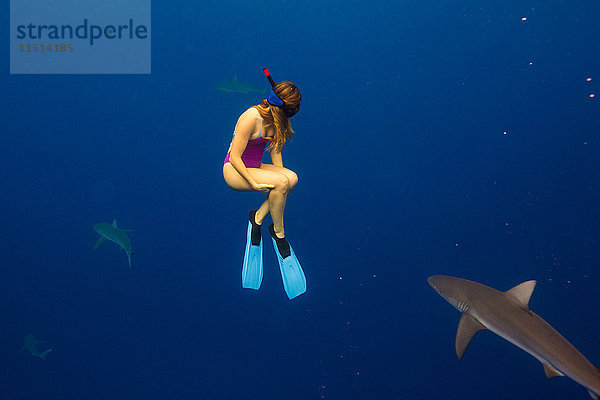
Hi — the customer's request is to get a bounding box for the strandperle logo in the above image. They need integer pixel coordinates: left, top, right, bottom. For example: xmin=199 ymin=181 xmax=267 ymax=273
xmin=15 ymin=19 xmax=149 ymax=46
xmin=10 ymin=0 xmax=151 ymax=74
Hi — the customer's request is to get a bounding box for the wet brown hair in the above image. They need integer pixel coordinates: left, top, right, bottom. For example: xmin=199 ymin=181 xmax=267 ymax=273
xmin=253 ymin=81 xmax=301 ymax=152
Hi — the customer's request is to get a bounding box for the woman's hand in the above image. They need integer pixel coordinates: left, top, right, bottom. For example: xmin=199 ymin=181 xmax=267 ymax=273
xmin=252 ymin=183 xmax=275 ymax=193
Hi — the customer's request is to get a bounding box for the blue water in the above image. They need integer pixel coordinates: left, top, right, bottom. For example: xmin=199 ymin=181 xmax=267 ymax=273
xmin=2 ymin=0 xmax=600 ymax=399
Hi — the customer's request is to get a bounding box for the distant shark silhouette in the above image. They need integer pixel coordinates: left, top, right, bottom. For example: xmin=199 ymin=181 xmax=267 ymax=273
xmin=428 ymin=275 xmax=600 ymax=399
xmin=214 ymin=75 xmax=267 ymax=95
xmin=93 ymin=219 xmax=134 ymax=268
xmin=20 ymin=335 xmax=52 ymax=359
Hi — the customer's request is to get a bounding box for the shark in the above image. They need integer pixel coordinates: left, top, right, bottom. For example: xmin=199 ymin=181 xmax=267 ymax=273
xmin=93 ymin=219 xmax=134 ymax=268
xmin=20 ymin=335 xmax=52 ymax=359
xmin=214 ymin=75 xmax=267 ymax=95
xmin=428 ymin=275 xmax=600 ymax=399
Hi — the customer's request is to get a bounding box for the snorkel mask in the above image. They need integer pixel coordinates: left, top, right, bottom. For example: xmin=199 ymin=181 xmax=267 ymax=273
xmin=263 ymin=68 xmax=300 ymax=118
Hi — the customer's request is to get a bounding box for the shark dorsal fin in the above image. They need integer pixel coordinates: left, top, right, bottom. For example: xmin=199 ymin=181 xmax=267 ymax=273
xmin=455 ymin=313 xmax=486 ymax=360
xmin=505 ymin=280 xmax=537 ymax=308
xmin=233 ymin=75 xmax=238 ymax=82
xmin=543 ymin=363 xmax=564 ymax=379
xmin=112 ymin=219 xmax=118 ymax=228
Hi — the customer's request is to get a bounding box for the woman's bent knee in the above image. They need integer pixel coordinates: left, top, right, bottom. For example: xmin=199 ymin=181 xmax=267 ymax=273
xmin=288 ymin=171 xmax=298 ymax=189
xmin=273 ymin=174 xmax=290 ymax=192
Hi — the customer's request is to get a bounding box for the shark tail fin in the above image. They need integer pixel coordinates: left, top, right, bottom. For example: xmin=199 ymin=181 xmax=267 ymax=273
xmin=39 ymin=349 xmax=52 ymax=360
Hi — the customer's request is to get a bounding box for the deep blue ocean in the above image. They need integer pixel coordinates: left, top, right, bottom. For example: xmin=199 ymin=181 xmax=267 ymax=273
xmin=2 ymin=0 xmax=600 ymax=399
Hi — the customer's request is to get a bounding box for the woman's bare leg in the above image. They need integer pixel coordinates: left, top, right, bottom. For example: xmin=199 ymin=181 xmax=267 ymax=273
xmin=223 ymin=163 xmax=291 ymax=237
xmin=265 ymin=176 xmax=289 ymax=237
xmin=253 ymin=165 xmax=298 ymax=226
xmin=260 ymin=164 xmax=298 ymax=191
xmin=255 ymin=197 xmax=269 ymax=224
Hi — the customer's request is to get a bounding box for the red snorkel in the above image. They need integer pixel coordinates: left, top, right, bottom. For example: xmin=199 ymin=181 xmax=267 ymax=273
xmin=263 ymin=68 xmax=284 ymax=107
xmin=263 ymin=68 xmax=276 ymax=88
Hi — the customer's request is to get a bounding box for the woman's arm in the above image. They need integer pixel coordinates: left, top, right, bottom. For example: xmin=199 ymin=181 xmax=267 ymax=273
xmin=228 ymin=110 xmax=272 ymax=192
xmin=269 ymin=148 xmax=284 ymax=167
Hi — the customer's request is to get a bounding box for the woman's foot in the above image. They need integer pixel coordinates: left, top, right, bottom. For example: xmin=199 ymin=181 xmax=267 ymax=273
xmin=268 ymin=224 xmax=291 ymax=258
xmin=249 ymin=211 xmax=261 ymax=246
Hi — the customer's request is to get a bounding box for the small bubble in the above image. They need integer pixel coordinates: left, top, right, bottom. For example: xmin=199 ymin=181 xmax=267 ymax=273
xmin=521 ymin=17 xmax=527 ymax=21
xmin=590 ymin=94 xmax=595 ymax=98
xmin=586 ymin=77 xmax=592 ymax=82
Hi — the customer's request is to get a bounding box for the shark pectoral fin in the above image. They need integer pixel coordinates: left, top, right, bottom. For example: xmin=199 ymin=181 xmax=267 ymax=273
xmin=94 ymin=236 xmax=108 ymax=251
xmin=39 ymin=349 xmax=52 ymax=360
xmin=542 ymin=363 xmax=564 ymax=379
xmin=505 ymin=280 xmax=537 ymax=308
xmin=455 ymin=313 xmax=486 ymax=360
xmin=589 ymin=390 xmax=599 ymax=400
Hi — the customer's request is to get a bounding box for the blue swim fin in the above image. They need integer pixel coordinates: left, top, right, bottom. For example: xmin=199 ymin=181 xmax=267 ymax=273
xmin=268 ymin=224 xmax=306 ymax=300
xmin=242 ymin=211 xmax=263 ymax=290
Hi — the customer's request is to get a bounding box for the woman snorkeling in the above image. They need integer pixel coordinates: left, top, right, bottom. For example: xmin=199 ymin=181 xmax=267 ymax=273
xmin=222 ymin=69 xmax=306 ymax=300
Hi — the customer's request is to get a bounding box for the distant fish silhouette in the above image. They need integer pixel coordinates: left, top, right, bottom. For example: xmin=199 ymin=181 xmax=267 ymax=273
xmin=93 ymin=219 xmax=134 ymax=268
xmin=214 ymin=75 xmax=268 ymax=95
xmin=20 ymin=335 xmax=52 ymax=359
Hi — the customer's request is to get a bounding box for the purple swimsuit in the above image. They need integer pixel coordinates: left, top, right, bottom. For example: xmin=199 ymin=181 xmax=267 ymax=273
xmin=224 ymin=116 xmax=268 ymax=168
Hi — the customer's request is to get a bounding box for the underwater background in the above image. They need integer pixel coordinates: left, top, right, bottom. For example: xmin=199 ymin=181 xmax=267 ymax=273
xmin=2 ymin=0 xmax=600 ymax=399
